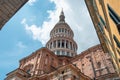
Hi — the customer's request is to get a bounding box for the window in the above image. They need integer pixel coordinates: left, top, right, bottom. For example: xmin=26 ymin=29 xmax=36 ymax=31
xmin=65 ymin=29 xmax=67 ymax=33
xmin=107 ymin=4 xmax=120 ymax=24
xmin=103 ymin=35 xmax=112 ymax=46
xmin=53 ymin=41 xmax=56 ymax=48
xmin=24 ymin=64 xmax=33 ymax=74
xmin=117 ymin=24 xmax=120 ymax=33
xmin=70 ymin=42 xmax=72 ymax=50
xmin=117 ymin=49 xmax=120 ymax=55
xmin=66 ymin=40 xmax=68 ymax=48
xmin=58 ymin=40 xmax=60 ymax=48
xmin=92 ymin=0 xmax=98 ymax=11
xmin=62 ymin=28 xmax=64 ymax=32
xmin=62 ymin=40 xmax=64 ymax=48
xmin=73 ymin=44 xmax=75 ymax=51
xmin=98 ymin=22 xmax=104 ymax=33
xmin=50 ymin=42 xmax=52 ymax=49
xmin=54 ymin=30 xmax=55 ymax=34
xmin=47 ymin=44 xmax=49 ymax=48
xmin=99 ymin=15 xmax=106 ymax=26
xmin=62 ymin=71 xmax=64 ymax=74
xmin=27 ymin=69 xmax=30 ymax=74
xmin=119 ymin=59 xmax=120 ymax=63
xmin=57 ymin=50 xmax=60 ymax=55
xmin=97 ymin=62 xmax=101 ymax=68
xmin=107 ymin=4 xmax=120 ymax=33
xmin=74 ymin=64 xmax=77 ymax=66
xmin=67 ymin=52 xmax=69 ymax=56
xmin=68 ymin=30 xmax=70 ymax=35
xmin=56 ymin=29 xmax=58 ymax=33
xmin=113 ymin=35 xmax=120 ymax=48
xmin=59 ymin=28 xmax=61 ymax=32
xmin=62 ymin=51 xmax=65 ymax=55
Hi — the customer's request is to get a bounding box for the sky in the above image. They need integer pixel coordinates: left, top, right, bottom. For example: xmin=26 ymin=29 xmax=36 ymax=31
xmin=0 ymin=0 xmax=99 ymax=79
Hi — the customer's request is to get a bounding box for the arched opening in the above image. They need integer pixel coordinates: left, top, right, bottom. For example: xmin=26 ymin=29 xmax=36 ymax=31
xmin=62 ymin=51 xmax=65 ymax=55
xmin=57 ymin=50 xmax=60 ymax=55
xmin=53 ymin=41 xmax=56 ymax=48
xmin=56 ymin=29 xmax=58 ymax=33
xmin=62 ymin=28 xmax=64 ymax=32
xmin=68 ymin=30 xmax=70 ymax=35
xmin=67 ymin=52 xmax=69 ymax=56
xmin=62 ymin=40 xmax=64 ymax=48
xmin=50 ymin=42 xmax=52 ymax=49
xmin=66 ymin=40 xmax=68 ymax=48
xmin=70 ymin=42 xmax=72 ymax=50
xmin=97 ymin=62 xmax=101 ymax=68
xmin=23 ymin=64 xmax=34 ymax=74
xmin=59 ymin=28 xmax=61 ymax=32
xmin=58 ymin=40 xmax=60 ymax=48
xmin=65 ymin=29 xmax=67 ymax=33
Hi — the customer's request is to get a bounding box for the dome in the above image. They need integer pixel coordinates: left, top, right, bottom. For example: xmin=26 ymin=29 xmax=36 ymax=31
xmin=46 ymin=10 xmax=78 ymax=57
xmin=50 ymin=22 xmax=74 ymax=39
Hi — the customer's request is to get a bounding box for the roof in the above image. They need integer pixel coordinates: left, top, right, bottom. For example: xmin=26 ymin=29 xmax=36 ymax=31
xmin=19 ymin=47 xmax=57 ymax=62
xmin=0 ymin=0 xmax=28 ymax=30
xmin=72 ymin=44 xmax=102 ymax=61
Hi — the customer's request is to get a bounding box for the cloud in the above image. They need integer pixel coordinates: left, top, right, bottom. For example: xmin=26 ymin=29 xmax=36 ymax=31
xmin=21 ymin=18 xmax=26 ymax=24
xmin=21 ymin=0 xmax=100 ymax=53
xmin=17 ymin=41 xmax=27 ymax=49
xmin=27 ymin=0 xmax=37 ymax=6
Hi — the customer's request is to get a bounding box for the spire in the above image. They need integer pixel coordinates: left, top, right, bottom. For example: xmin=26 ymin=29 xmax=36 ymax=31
xmin=59 ymin=9 xmax=65 ymax=22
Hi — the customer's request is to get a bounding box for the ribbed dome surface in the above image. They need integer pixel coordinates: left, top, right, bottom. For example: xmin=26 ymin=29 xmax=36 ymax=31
xmin=50 ymin=22 xmax=74 ymax=39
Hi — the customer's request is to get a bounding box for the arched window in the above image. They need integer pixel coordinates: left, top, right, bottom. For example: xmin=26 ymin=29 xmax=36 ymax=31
xmin=54 ymin=30 xmax=55 ymax=34
xmin=71 ymin=53 xmax=73 ymax=57
xmin=73 ymin=44 xmax=75 ymax=51
xmin=50 ymin=42 xmax=52 ymax=49
xmin=67 ymin=52 xmax=69 ymax=56
xmin=53 ymin=41 xmax=56 ymax=48
xmin=62 ymin=40 xmax=64 ymax=48
xmin=62 ymin=51 xmax=65 ymax=55
xmin=62 ymin=28 xmax=64 ymax=32
xmin=24 ymin=64 xmax=33 ymax=74
xmin=58 ymin=40 xmax=60 ymax=48
xmin=59 ymin=28 xmax=61 ymax=32
xmin=97 ymin=62 xmax=101 ymax=68
xmin=66 ymin=40 xmax=68 ymax=48
xmin=47 ymin=44 xmax=49 ymax=49
xmin=65 ymin=29 xmax=67 ymax=33
xmin=56 ymin=29 xmax=58 ymax=33
xmin=68 ymin=30 xmax=70 ymax=35
xmin=26 ymin=69 xmax=30 ymax=74
xmin=70 ymin=42 xmax=72 ymax=50
xmin=57 ymin=50 xmax=60 ymax=55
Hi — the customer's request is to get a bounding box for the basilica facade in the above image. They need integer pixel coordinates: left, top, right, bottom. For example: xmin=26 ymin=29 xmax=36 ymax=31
xmin=5 ymin=11 xmax=118 ymax=80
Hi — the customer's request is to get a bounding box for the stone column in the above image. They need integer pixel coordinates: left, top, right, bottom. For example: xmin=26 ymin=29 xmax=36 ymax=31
xmin=65 ymin=40 xmax=66 ymax=48
xmin=56 ymin=40 xmax=58 ymax=48
xmin=52 ymin=41 xmax=53 ymax=49
xmin=55 ymin=40 xmax=56 ymax=48
xmin=65 ymin=51 xmax=67 ymax=56
xmin=60 ymin=51 xmax=62 ymax=55
xmin=49 ymin=43 xmax=50 ymax=49
xmin=72 ymin=43 xmax=73 ymax=50
xmin=60 ymin=39 xmax=62 ymax=48
xmin=68 ymin=41 xmax=70 ymax=49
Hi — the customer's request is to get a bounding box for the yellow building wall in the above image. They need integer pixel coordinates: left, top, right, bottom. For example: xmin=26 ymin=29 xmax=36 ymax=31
xmin=85 ymin=0 xmax=120 ymax=75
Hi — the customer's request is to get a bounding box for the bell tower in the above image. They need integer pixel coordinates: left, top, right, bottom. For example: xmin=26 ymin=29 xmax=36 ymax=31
xmin=46 ymin=10 xmax=77 ymax=57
